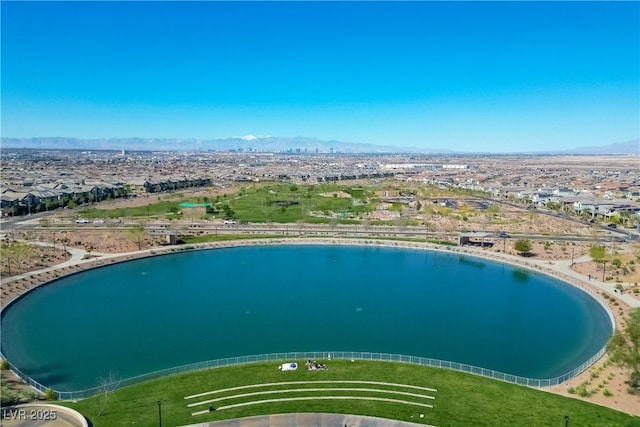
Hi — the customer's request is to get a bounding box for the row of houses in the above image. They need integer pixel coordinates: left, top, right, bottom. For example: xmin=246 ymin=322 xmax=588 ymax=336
xmin=495 ymin=188 xmax=640 ymax=221
xmin=429 ymin=179 xmax=640 ymax=224
xmin=127 ymin=176 xmax=212 ymax=195
xmin=0 ymin=175 xmax=211 ymax=217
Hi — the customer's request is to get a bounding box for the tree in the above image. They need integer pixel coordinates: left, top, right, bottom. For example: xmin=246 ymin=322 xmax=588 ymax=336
xmin=590 ymin=245 xmax=607 ymax=263
xmin=487 ymin=204 xmax=500 ymax=219
xmin=0 ymin=241 xmax=33 ymax=276
xmin=127 ymin=226 xmax=146 ymax=251
xmin=590 ymin=246 xmax=609 ymax=278
xmin=514 ymin=239 xmax=532 ymax=256
xmin=97 ymin=371 xmax=120 ymax=416
xmin=607 ymin=308 xmax=640 ymax=393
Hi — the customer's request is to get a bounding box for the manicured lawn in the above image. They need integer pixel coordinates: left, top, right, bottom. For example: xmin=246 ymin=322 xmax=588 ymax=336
xmin=181 ymin=234 xmax=288 ymax=244
xmin=218 ymin=183 xmax=377 ymax=223
xmin=80 ymin=183 xmax=381 ymax=223
xmin=79 ymin=201 xmax=182 ymax=219
xmin=59 ymin=360 xmax=638 ymax=427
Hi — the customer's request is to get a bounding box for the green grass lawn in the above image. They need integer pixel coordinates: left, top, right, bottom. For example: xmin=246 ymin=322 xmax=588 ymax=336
xmin=82 ymin=183 xmax=382 ymax=223
xmin=79 ymin=201 xmax=183 ymax=219
xmin=59 ymin=360 xmax=638 ymax=427
xmin=217 ymin=183 xmax=377 ymax=223
xmin=181 ymin=234 xmax=289 ymax=244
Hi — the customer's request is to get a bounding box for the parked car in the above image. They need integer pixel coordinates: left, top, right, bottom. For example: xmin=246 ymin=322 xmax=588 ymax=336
xmin=112 ymin=218 xmax=122 ymax=223
xmin=75 ymin=218 xmax=89 ymax=224
xmin=223 ymin=220 xmax=236 ymax=225
xmin=607 ymin=223 xmax=617 ymax=228
xmin=93 ymin=219 xmax=105 ymax=224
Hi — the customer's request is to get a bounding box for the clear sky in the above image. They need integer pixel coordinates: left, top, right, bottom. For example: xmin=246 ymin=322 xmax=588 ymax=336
xmin=2 ymin=1 xmax=639 ymax=152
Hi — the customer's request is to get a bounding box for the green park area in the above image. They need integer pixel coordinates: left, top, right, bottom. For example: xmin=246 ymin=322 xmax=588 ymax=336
xmin=78 ymin=200 xmax=185 ymax=220
xmin=58 ymin=360 xmax=638 ymax=427
xmin=78 ymin=183 xmax=382 ymax=224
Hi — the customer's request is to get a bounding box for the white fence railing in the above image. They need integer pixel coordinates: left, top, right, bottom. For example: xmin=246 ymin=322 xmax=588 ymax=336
xmin=3 ymin=347 xmax=606 ymax=401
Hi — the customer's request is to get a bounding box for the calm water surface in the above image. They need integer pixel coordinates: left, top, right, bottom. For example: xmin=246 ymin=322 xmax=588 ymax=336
xmin=1 ymin=245 xmax=612 ymax=391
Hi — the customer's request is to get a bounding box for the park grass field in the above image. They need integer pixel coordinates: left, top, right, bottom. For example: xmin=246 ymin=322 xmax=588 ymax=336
xmin=59 ymin=360 xmax=639 ymax=427
xmin=223 ymin=183 xmax=376 ymax=223
xmin=79 ymin=183 xmax=380 ymax=222
xmin=180 ymin=234 xmax=289 ymax=244
xmin=79 ymin=200 xmax=183 ymax=219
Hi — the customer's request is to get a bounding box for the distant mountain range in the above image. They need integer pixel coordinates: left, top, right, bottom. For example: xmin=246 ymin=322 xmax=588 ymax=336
xmin=0 ymin=136 xmax=447 ymax=154
xmin=552 ymin=139 xmax=639 ymax=155
xmin=0 ymin=136 xmax=637 ymax=155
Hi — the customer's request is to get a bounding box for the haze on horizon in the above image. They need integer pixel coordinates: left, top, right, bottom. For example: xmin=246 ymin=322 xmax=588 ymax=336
xmin=1 ymin=1 xmax=638 ymax=153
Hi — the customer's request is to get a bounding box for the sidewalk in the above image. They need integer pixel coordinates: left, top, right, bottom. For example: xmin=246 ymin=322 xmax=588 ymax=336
xmin=1 ymin=240 xmax=156 ymax=286
xmin=535 ymin=255 xmax=639 ymax=308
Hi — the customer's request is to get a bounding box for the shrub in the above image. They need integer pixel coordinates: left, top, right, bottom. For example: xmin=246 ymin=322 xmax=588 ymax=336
xmin=567 ymin=386 xmax=576 ymax=394
xmin=44 ymin=388 xmax=57 ymax=401
xmin=0 ymin=359 xmax=9 ymax=370
xmin=21 ymin=389 xmax=41 ymax=402
xmin=1 ymin=388 xmax=20 ymax=406
xmin=577 ymin=386 xmax=591 ymax=397
xmin=603 ymin=388 xmax=613 ymax=397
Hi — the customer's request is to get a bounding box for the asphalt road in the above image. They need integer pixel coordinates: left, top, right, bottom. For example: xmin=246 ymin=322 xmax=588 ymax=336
xmin=2 ymin=202 xmax=637 ymax=244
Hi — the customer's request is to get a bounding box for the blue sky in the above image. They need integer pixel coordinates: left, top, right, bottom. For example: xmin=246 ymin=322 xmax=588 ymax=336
xmin=2 ymin=1 xmax=638 ymax=152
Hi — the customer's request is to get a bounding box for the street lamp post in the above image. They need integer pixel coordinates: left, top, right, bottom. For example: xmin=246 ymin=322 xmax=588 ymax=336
xmin=571 ymin=246 xmax=574 ymax=265
xmin=565 ymin=415 xmax=569 ymax=427
xmin=157 ymin=400 xmax=162 ymax=427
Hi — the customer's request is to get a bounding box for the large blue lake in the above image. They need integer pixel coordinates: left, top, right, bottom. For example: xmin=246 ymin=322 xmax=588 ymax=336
xmin=1 ymin=245 xmax=612 ymax=391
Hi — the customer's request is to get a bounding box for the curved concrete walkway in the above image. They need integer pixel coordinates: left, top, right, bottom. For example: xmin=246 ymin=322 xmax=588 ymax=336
xmin=522 ymin=253 xmax=639 ymax=308
xmin=180 ymin=413 xmax=437 ymax=427
xmin=1 ymin=404 xmax=88 ymax=427
xmin=1 ymin=240 xmax=154 ymax=286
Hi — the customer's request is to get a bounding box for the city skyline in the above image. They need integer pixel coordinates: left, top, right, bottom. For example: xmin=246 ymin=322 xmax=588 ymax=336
xmin=2 ymin=1 xmax=639 ymax=153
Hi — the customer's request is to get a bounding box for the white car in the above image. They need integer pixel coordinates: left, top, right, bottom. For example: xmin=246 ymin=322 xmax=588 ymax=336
xmin=75 ymin=218 xmax=89 ymax=224
xmin=223 ymin=220 xmax=236 ymax=225
xmin=93 ymin=219 xmax=105 ymax=224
